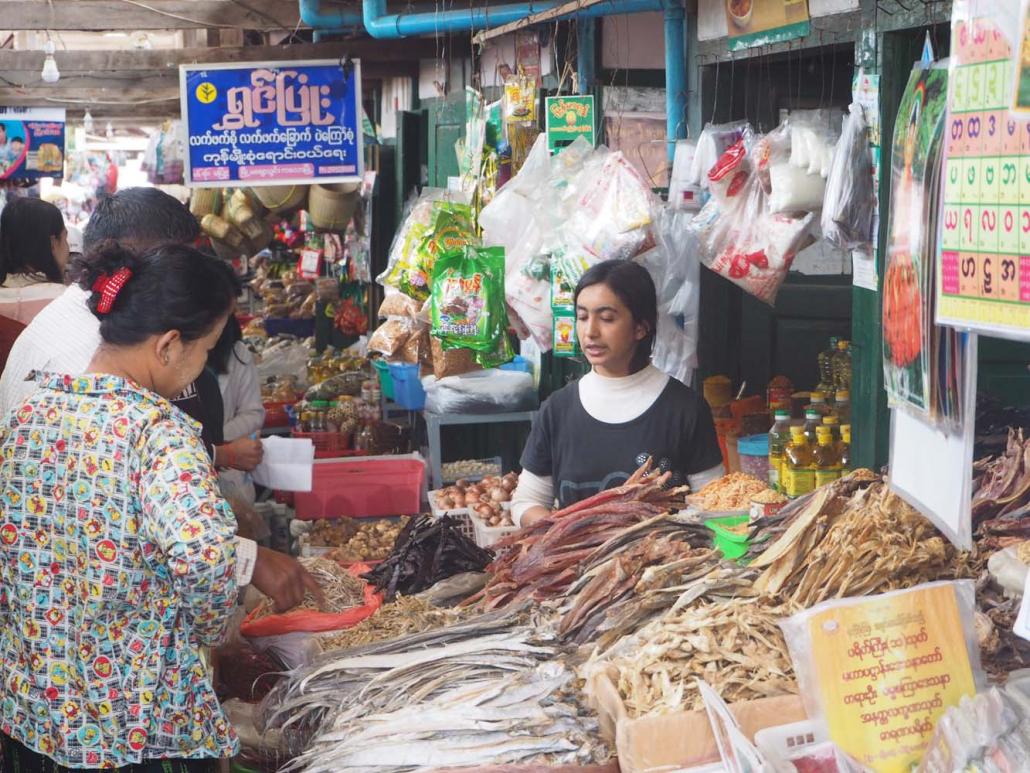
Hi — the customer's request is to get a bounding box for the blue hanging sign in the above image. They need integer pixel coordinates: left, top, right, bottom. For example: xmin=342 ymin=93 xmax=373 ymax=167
xmin=0 ymin=107 xmax=66 ymax=181
xmin=179 ymin=59 xmax=363 ymax=188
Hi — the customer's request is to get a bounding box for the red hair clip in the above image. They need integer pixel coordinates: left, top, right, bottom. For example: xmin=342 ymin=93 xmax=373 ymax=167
xmin=92 ymin=267 xmax=133 ymax=314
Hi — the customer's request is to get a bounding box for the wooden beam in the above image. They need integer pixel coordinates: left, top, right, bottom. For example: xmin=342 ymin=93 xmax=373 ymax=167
xmin=472 ymin=0 xmax=605 ymax=44
xmin=0 ymin=0 xmax=302 ymax=31
xmin=0 ymin=40 xmax=444 ymax=72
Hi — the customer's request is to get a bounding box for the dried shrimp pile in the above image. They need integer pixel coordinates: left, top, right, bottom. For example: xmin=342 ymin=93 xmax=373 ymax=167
xmin=252 ymin=558 xmax=365 ymax=620
xmin=753 ymin=480 xmax=972 ymax=606
xmin=692 ymin=472 xmax=770 ymax=511
xmin=318 ymin=594 xmax=466 ymax=652
xmin=598 ymin=597 xmax=799 ymax=717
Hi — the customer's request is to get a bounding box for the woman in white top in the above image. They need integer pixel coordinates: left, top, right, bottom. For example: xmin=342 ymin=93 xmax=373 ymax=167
xmin=0 ymin=197 xmax=69 ymax=324
xmin=208 ymin=315 xmax=265 ymax=503
xmin=512 ymin=260 xmax=724 ymax=528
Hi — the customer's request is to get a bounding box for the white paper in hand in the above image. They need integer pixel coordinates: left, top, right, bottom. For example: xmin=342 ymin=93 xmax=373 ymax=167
xmin=1015 ymin=572 xmax=1030 ymax=643
xmin=251 ymin=437 xmax=315 ymax=492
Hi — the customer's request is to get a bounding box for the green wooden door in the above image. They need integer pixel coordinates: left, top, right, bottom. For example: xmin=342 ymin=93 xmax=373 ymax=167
xmin=425 ymin=94 xmax=465 ymax=188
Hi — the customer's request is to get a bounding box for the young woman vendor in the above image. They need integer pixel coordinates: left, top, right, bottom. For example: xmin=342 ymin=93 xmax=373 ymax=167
xmin=511 ymin=260 xmax=724 ymax=528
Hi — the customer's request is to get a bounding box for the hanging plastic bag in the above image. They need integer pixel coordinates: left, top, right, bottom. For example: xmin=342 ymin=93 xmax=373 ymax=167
xmin=423 ymin=369 xmax=537 ymax=414
xmin=431 ymin=245 xmax=507 ymax=354
xmin=822 ymin=103 xmax=875 ymax=251
xmin=688 ymin=120 xmax=754 ymax=188
xmin=692 ymin=176 xmax=814 ymax=306
xmin=753 ymin=123 xmax=792 ymax=195
xmin=707 ymin=138 xmax=752 ymax=208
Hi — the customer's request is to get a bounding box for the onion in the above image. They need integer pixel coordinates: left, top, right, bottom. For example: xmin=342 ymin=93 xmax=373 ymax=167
xmin=464 ymin=492 xmax=481 ymax=507
xmin=474 ymin=504 xmax=494 ymax=519
xmin=441 ymin=496 xmax=455 ymax=509
xmin=455 ymin=479 xmax=469 ymax=489
xmin=490 ymin=488 xmax=510 ymax=503
xmin=500 ymin=475 xmax=518 ymax=493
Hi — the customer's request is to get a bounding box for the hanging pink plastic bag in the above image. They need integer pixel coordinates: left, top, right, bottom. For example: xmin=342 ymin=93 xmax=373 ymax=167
xmin=707 ymin=138 xmax=752 ymax=208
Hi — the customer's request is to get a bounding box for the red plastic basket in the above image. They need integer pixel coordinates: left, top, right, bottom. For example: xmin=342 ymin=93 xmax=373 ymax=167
xmin=263 ymin=400 xmax=295 ymax=430
xmin=291 ymin=429 xmax=353 ymax=459
xmin=293 ymin=457 xmax=426 ymax=519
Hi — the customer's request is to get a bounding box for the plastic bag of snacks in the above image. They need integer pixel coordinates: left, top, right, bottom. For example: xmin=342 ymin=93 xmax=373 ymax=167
xmin=431 ymin=245 xmax=507 ymax=356
xmin=821 ymin=103 xmax=875 ymax=251
xmin=691 ymin=173 xmax=814 ymax=305
xmin=368 ymin=318 xmax=415 ymax=357
xmin=567 ymin=151 xmax=657 ymax=262
xmin=377 ymin=188 xmax=448 ymax=300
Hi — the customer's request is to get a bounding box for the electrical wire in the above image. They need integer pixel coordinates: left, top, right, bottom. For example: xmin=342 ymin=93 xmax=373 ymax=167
xmin=228 ymin=0 xmax=295 ymax=32
xmin=113 ymin=0 xmax=235 ymax=28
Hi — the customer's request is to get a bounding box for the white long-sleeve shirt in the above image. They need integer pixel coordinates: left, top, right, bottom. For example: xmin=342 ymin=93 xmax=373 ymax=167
xmin=510 ymin=365 xmax=724 ymax=526
xmin=218 ymin=341 xmax=265 ymax=441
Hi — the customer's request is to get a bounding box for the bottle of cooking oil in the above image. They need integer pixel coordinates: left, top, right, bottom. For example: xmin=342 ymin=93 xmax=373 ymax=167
xmin=833 ymin=389 xmax=851 ymax=425
xmin=816 ymin=337 xmax=838 ymax=396
xmin=813 ymin=426 xmax=842 ymax=487
xmin=803 ymin=408 xmax=822 ymax=444
xmin=840 ymin=424 xmax=851 ymax=470
xmin=783 ymin=425 xmax=815 ymax=498
xmin=822 ymin=415 xmax=841 ymax=444
xmin=768 ymin=410 xmax=791 ymax=492
xmin=809 ymin=391 xmax=832 ymax=418
xmin=832 ymin=340 xmax=852 ymax=392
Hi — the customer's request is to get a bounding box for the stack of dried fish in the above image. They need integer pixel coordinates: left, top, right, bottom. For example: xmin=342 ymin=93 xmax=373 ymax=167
xmin=752 ymin=478 xmax=971 ymax=606
xmin=590 ymin=597 xmax=799 ymax=717
xmin=363 ymin=515 xmax=494 ymax=601
xmin=556 ymin=513 xmax=715 ymax=644
xmin=472 ymin=471 xmax=687 ymax=610
xmin=977 ymin=574 xmax=1030 ymax=682
xmin=974 ymin=429 xmax=1030 ymax=550
xmin=251 ymin=557 xmax=365 ymax=620
xmin=318 ymin=594 xmax=466 ymax=653
xmin=263 ymin=609 xmax=611 ymax=772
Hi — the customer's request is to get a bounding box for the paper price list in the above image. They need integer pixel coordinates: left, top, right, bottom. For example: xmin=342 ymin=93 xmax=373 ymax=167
xmin=937 ymin=18 xmax=1030 ymax=333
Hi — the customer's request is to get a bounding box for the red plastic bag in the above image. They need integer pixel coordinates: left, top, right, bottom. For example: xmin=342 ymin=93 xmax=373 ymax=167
xmin=239 ymin=563 xmax=383 ymax=637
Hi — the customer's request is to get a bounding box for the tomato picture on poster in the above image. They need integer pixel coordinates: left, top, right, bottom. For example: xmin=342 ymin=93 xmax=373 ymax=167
xmin=883 ymin=67 xmax=948 ymax=413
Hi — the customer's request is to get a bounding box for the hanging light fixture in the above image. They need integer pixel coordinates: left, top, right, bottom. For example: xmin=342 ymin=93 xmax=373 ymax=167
xmin=40 ymin=39 xmax=59 ymax=84
xmin=105 ymin=122 xmax=113 ymax=139
xmin=83 ymin=109 xmax=94 ymax=134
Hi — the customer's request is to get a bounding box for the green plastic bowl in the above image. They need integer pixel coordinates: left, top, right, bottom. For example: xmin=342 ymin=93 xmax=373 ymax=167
xmin=372 ymin=358 xmax=394 ymax=400
xmin=704 ymin=514 xmax=751 ymax=560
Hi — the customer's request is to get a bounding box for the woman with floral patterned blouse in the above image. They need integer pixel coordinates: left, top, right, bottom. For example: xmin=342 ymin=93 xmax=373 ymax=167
xmin=0 ymin=241 xmax=320 ymax=772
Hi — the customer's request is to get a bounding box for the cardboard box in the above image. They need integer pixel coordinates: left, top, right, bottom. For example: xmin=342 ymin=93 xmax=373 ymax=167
xmin=589 ymin=669 xmax=807 ymax=772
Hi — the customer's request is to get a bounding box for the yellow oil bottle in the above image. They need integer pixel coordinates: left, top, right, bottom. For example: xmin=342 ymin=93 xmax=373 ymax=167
xmin=783 ymin=425 xmax=815 ymax=498
xmin=814 ymin=426 xmax=842 ymax=487
xmin=840 ymin=424 xmax=851 ymax=470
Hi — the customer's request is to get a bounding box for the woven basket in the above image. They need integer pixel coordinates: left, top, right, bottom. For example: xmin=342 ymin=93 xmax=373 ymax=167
xmin=308 ymin=183 xmax=360 ymax=231
xmin=244 ymin=218 xmax=275 ymax=255
xmin=189 ymin=188 xmax=222 ymax=219
xmin=250 ymin=185 xmax=308 ymax=214
xmin=211 ymin=238 xmax=244 ymax=261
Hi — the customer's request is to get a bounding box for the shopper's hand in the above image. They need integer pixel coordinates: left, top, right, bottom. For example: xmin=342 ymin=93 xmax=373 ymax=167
xmin=219 ymin=437 xmax=264 ymax=471
xmin=250 ymin=547 xmax=324 ymax=612
xmin=520 ymin=507 xmax=552 ymax=528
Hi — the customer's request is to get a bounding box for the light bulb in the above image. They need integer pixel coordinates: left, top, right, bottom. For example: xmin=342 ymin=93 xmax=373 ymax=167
xmin=83 ymin=110 xmax=94 ymax=134
xmin=40 ymin=40 xmax=59 ymax=83
xmin=105 ymin=122 xmax=113 ymax=139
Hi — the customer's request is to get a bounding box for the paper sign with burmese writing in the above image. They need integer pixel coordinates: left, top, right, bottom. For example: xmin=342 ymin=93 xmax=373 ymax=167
xmin=545 ymin=96 xmax=595 ymax=153
xmin=781 ymin=582 xmax=979 ymax=773
xmin=180 ymin=59 xmax=363 ymax=188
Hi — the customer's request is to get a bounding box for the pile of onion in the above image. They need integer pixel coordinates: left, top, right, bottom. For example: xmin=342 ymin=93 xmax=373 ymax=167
xmin=433 ymin=472 xmax=518 ymax=527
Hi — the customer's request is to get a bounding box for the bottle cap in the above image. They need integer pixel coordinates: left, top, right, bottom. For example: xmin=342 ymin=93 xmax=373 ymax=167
xmin=811 ymin=391 xmax=826 ymax=401
xmin=805 ymin=409 xmax=820 ymax=419
xmin=837 ymin=340 xmax=849 ymax=350
xmin=816 ymin=426 xmax=832 ymax=442
xmin=774 ymin=410 xmax=790 ymax=419
xmin=823 ymin=416 xmax=840 ymax=425
xmin=836 ymin=390 xmax=850 ymax=401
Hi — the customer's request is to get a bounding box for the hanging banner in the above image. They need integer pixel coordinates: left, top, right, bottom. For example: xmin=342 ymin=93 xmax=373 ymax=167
xmin=545 ymin=96 xmax=595 ymax=153
xmin=0 ymin=107 xmax=65 ymax=181
xmin=883 ymin=66 xmax=948 ymax=413
xmin=725 ymin=0 xmax=811 ymax=52
xmin=935 ymin=1 xmax=1030 ymax=339
xmin=180 ymin=59 xmax=363 ymax=188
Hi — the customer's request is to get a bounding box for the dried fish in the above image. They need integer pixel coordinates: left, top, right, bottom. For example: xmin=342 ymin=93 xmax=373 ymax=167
xmin=753 ymin=478 xmax=972 ymax=606
xmin=588 ymin=597 xmax=800 ymax=718
xmin=251 ymin=557 xmax=365 ymax=620
xmin=318 ymin=595 xmax=466 ymax=653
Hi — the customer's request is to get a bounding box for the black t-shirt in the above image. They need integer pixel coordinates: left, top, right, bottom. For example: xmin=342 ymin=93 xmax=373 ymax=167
xmin=169 ymin=368 xmax=224 ymax=457
xmin=520 ymin=377 xmax=722 ymax=509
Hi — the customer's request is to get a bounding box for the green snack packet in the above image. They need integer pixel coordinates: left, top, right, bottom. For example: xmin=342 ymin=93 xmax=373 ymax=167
xmin=552 ymin=308 xmax=580 ymax=357
xmin=431 ymin=245 xmax=506 ymax=353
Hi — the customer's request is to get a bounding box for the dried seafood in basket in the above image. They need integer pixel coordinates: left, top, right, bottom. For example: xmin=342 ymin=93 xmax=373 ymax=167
xmin=590 ymin=597 xmax=800 ymax=718
xmin=363 ymin=515 xmax=494 ymax=602
xmin=262 ymin=607 xmax=611 ymax=771
xmin=690 ymin=472 xmax=771 ymax=511
xmin=470 ymin=462 xmax=688 ymax=610
xmin=250 ymin=557 xmax=365 ymax=621
xmin=752 ymin=478 xmax=972 ymax=606
xmin=318 ymin=594 xmax=466 ymax=652
xmin=557 ymin=515 xmax=714 ymax=644
xmin=973 ymin=428 xmax=1030 ymax=529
